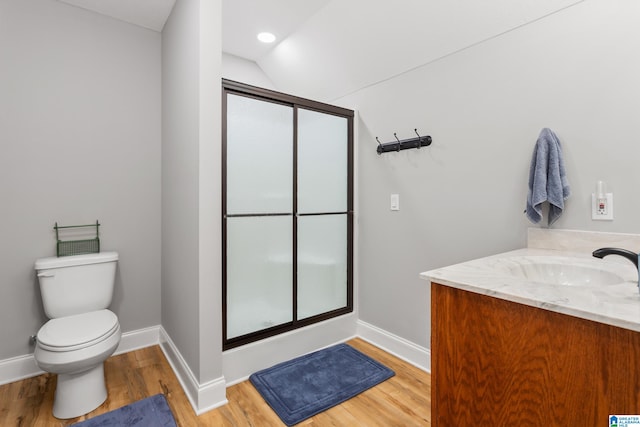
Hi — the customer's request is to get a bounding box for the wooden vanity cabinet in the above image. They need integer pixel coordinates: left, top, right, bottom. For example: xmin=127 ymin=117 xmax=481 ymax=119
xmin=431 ymin=282 xmax=640 ymax=426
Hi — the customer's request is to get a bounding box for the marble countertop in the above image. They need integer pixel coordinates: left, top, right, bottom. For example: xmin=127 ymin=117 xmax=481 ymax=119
xmin=421 ymin=248 xmax=640 ymax=332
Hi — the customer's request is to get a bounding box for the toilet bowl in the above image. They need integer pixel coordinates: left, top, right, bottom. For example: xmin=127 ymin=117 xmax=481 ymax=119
xmin=34 ymin=252 xmax=120 ymax=419
xmin=35 ymin=309 xmax=121 ymax=419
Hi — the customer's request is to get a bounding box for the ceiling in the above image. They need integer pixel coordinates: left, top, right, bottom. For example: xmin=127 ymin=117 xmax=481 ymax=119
xmin=222 ymin=0 xmax=330 ymax=61
xmin=54 ymin=0 xmax=587 ymax=102
xmin=57 ymin=0 xmax=176 ymax=32
xmin=56 ymin=0 xmax=330 ymax=61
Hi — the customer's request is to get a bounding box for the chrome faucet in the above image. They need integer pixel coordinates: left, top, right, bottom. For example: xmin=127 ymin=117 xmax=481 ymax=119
xmin=592 ymin=247 xmax=639 ymax=287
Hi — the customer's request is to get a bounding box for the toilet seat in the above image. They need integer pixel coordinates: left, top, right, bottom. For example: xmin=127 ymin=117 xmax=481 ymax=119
xmin=37 ymin=309 xmax=119 ymax=352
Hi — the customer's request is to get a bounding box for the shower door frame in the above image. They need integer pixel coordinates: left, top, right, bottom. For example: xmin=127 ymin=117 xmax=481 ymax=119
xmin=222 ymin=79 xmax=354 ymax=350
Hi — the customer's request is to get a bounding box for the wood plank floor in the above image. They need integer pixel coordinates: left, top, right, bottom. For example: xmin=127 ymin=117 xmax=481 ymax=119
xmin=0 ymin=338 xmax=431 ymax=426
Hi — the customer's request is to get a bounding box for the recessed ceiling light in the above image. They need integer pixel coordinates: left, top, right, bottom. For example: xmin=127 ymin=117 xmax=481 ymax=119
xmin=257 ymin=32 xmax=276 ymax=43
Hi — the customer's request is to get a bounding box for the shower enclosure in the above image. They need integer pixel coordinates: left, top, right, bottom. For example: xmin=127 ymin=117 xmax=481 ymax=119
xmin=222 ymin=80 xmax=354 ymax=350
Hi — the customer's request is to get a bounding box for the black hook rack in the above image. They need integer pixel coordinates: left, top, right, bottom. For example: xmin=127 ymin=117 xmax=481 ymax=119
xmin=376 ymin=129 xmax=432 ymax=154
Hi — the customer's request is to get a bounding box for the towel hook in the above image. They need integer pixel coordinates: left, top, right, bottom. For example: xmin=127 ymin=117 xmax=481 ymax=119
xmin=414 ymin=129 xmax=422 ymax=149
xmin=393 ymin=133 xmax=401 ymax=152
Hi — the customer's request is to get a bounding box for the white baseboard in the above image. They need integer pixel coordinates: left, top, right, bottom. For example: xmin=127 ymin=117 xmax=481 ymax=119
xmin=158 ymin=327 xmax=227 ymax=415
xmin=114 ymin=325 xmax=161 ymax=355
xmin=357 ymin=320 xmax=431 ymax=372
xmin=0 ymin=325 xmax=162 ymax=387
xmin=1 ymin=320 xmax=428 ymax=413
xmin=0 ymin=353 xmax=43 ymax=386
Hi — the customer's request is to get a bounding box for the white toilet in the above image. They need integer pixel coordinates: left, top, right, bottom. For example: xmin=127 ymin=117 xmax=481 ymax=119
xmin=34 ymin=252 xmax=121 ymax=419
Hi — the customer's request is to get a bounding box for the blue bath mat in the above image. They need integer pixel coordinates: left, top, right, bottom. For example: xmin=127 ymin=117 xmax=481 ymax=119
xmin=250 ymin=343 xmax=395 ymax=426
xmin=71 ymin=394 xmax=177 ymax=427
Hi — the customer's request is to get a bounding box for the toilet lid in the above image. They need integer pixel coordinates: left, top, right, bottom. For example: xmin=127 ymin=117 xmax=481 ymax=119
xmin=37 ymin=309 xmax=119 ymax=352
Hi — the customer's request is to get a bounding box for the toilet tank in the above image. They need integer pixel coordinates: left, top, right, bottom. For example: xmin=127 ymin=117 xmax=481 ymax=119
xmin=35 ymin=252 xmax=118 ymax=319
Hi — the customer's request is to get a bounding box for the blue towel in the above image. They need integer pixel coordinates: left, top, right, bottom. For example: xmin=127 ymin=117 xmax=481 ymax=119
xmin=525 ymin=128 xmax=570 ymax=225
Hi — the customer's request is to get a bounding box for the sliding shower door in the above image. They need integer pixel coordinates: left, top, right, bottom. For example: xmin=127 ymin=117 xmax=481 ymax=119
xmin=223 ymin=80 xmax=353 ymax=349
xmin=225 ymin=93 xmax=294 ymax=340
xmin=297 ymin=108 xmax=349 ymax=320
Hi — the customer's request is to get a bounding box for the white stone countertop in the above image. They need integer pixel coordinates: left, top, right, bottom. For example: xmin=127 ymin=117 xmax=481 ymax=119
xmin=421 ymin=248 xmax=640 ymax=333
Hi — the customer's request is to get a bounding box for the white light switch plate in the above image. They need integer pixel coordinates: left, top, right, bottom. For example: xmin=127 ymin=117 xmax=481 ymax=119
xmin=390 ymin=194 xmax=399 ymax=211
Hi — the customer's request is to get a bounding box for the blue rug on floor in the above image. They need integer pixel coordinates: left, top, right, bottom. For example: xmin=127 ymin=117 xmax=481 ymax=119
xmin=71 ymin=394 xmax=177 ymax=427
xmin=250 ymin=343 xmax=395 ymax=426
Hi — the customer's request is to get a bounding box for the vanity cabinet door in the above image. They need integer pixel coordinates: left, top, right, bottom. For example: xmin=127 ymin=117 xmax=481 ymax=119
xmin=431 ymin=282 xmax=640 ymax=426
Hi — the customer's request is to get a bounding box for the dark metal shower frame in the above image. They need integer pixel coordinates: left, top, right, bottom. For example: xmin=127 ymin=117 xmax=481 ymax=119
xmin=221 ymin=79 xmax=354 ymax=350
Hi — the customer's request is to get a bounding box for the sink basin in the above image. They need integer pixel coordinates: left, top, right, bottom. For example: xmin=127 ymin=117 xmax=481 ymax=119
xmin=497 ymin=256 xmax=626 ymax=286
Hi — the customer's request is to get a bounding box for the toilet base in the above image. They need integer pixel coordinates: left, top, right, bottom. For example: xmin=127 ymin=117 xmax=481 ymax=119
xmin=53 ymin=363 xmax=107 ymax=419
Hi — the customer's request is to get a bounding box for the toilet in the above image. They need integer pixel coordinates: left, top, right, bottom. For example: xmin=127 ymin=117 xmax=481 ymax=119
xmin=34 ymin=252 xmax=121 ymax=419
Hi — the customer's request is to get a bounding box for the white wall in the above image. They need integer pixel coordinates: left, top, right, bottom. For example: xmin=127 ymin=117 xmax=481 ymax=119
xmin=161 ymin=0 xmax=201 ymax=378
xmin=3 ymin=0 xmax=635 ymax=394
xmin=161 ymin=0 xmax=225 ymax=409
xmin=336 ymin=0 xmax=640 ymax=349
xmin=222 ymin=53 xmax=276 ymax=90
xmin=0 ymin=0 xmax=161 ymax=361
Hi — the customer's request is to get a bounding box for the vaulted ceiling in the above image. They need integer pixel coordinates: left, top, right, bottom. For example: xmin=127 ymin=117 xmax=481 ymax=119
xmin=57 ymin=0 xmax=176 ymax=32
xmin=56 ymin=0 xmax=329 ymax=60
xmin=55 ymin=0 xmax=586 ymax=101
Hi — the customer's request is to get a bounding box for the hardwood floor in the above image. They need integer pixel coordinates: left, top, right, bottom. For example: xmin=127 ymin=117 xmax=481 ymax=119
xmin=0 ymin=338 xmax=431 ymax=426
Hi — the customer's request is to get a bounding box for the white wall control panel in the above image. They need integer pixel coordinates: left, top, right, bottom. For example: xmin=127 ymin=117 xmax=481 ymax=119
xmin=592 ymin=193 xmax=613 ymax=220
xmin=390 ymin=193 xmax=400 ymax=211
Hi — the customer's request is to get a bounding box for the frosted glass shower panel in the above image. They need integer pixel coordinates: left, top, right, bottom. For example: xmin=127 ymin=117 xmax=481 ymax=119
xmin=297 ymin=214 xmax=348 ymax=320
xmin=226 ymin=216 xmax=293 ymax=339
xmin=297 ymin=109 xmax=348 ymax=214
xmin=226 ymin=94 xmax=293 ymax=214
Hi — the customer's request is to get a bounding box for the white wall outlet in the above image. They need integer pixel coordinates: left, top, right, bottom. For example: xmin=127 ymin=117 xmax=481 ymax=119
xmin=390 ymin=193 xmax=400 ymax=211
xmin=591 ymin=193 xmax=613 ymax=220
